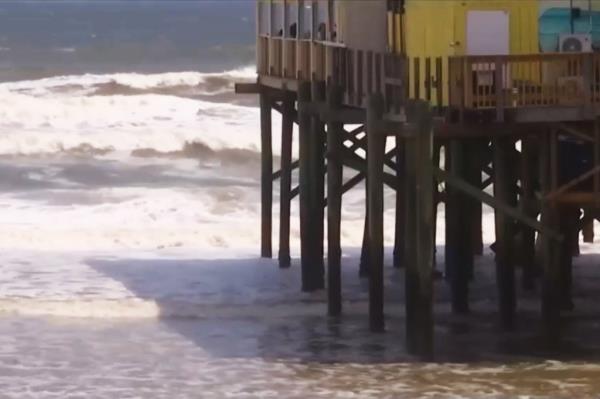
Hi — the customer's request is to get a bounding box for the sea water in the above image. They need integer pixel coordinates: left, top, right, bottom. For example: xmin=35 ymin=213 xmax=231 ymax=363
xmin=1 ymin=1 xmax=600 ymax=398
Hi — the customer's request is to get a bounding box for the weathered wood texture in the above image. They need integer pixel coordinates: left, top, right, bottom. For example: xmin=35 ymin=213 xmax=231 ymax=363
xmin=446 ymin=140 xmax=472 ymax=314
xmin=367 ymin=93 xmax=386 ymax=332
xmin=493 ymin=138 xmax=517 ymax=330
xmin=298 ymin=82 xmax=315 ymax=291
xmin=327 ymin=85 xmax=344 ymax=316
xmin=260 ymin=90 xmax=273 ymax=258
xmin=309 ymin=81 xmax=326 ymax=290
xmin=278 ymin=93 xmax=294 ymax=268
xmin=405 ymin=101 xmax=435 ymax=358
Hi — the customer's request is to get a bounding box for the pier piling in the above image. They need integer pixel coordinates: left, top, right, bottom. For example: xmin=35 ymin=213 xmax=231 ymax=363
xmin=367 ymin=93 xmax=386 ymax=332
xmin=327 ymin=85 xmax=344 ymax=316
xmin=260 ymin=89 xmax=273 ymax=258
xmin=493 ymin=138 xmax=517 ymax=329
xmin=446 ymin=140 xmax=471 ymax=314
xmin=310 ymin=81 xmax=326 ymax=290
xmin=405 ymin=101 xmax=435 ymax=358
xmin=298 ymin=81 xmax=314 ymax=291
xmin=394 ymin=133 xmax=406 ymax=269
xmin=520 ymin=136 xmax=537 ymax=291
xmin=278 ymin=92 xmax=294 ymax=268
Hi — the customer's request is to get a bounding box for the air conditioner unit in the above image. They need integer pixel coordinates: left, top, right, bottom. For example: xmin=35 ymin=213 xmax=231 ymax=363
xmin=559 ymin=33 xmax=592 ymax=53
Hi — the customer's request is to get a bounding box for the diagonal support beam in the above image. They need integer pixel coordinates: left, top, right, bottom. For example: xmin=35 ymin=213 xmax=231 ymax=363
xmin=273 ymin=160 xmax=299 ymax=180
xmin=435 ymin=168 xmax=562 ymax=241
xmin=545 ymin=164 xmax=600 ymax=203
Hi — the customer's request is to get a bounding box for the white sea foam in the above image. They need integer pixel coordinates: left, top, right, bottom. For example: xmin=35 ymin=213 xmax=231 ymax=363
xmin=1 ymin=66 xmax=256 ymax=96
xmin=0 ymin=68 xmax=262 ymax=155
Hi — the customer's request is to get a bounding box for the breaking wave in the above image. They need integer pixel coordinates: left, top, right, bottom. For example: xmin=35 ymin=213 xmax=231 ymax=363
xmin=0 ymin=67 xmax=277 ymax=157
xmin=0 ymin=298 xmax=324 ymax=319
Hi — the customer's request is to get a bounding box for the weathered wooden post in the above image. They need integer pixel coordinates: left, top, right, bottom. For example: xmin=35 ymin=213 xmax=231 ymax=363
xmin=405 ymin=100 xmax=435 ymax=358
xmin=367 ymin=92 xmax=386 ymax=332
xmin=298 ymin=81 xmax=314 ymax=291
xmin=446 ymin=140 xmax=471 ymax=314
xmin=310 ymin=80 xmax=326 ymax=290
xmin=493 ymin=137 xmax=517 ymax=329
xmin=559 ymin=206 xmax=577 ymax=311
xmin=467 ymin=140 xmax=484 ymax=257
xmin=520 ymin=136 xmax=537 ymax=291
xmin=278 ymin=92 xmax=295 ymax=268
xmin=540 ymin=131 xmax=561 ymax=340
xmin=582 ymin=217 xmax=594 ymax=243
xmin=360 ymin=212 xmax=370 ymax=277
xmin=327 ymin=85 xmax=344 ymax=316
xmin=394 ymin=133 xmax=406 ymax=269
xmin=260 ymin=88 xmax=273 ymax=258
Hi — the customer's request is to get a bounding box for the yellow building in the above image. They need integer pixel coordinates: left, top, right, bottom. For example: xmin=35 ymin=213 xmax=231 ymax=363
xmin=401 ymin=0 xmax=539 ymax=58
xmin=391 ymin=0 xmax=540 ymax=103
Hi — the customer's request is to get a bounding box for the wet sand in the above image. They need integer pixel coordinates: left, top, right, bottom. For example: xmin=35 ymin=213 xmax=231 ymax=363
xmin=1 ymin=248 xmax=600 ymax=398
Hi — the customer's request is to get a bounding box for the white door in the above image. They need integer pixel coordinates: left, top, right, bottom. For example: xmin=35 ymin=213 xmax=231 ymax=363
xmin=467 ymin=10 xmax=510 ymax=89
xmin=466 ymin=10 xmax=509 ymax=55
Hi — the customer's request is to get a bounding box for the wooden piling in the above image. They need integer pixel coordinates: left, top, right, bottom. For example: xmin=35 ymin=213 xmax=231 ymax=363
xmin=327 ymin=85 xmax=344 ymax=316
xmin=520 ymin=136 xmax=537 ymax=291
xmin=298 ymin=81 xmax=314 ymax=291
xmin=493 ymin=137 xmax=517 ymax=329
xmin=310 ymin=81 xmax=326 ymax=290
xmin=394 ymin=133 xmax=406 ymax=268
xmin=540 ymin=131 xmax=561 ymax=337
xmin=260 ymin=89 xmax=273 ymax=258
xmin=467 ymin=141 xmax=484 ymax=257
xmin=366 ymin=93 xmax=386 ymax=333
xmin=278 ymin=92 xmax=294 ymax=268
xmin=559 ymin=206 xmax=577 ymax=311
xmin=582 ymin=216 xmax=594 ymax=243
xmin=446 ymin=140 xmax=471 ymax=314
xmin=405 ymin=100 xmax=435 ymax=358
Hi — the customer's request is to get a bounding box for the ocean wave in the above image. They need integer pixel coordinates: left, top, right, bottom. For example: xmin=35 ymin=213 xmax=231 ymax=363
xmin=0 ymin=67 xmax=257 ymax=98
xmin=0 ymin=69 xmax=278 ymax=157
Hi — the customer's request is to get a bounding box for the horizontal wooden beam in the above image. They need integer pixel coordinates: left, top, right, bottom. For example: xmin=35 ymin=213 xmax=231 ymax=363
xmin=434 ymin=121 xmax=546 ymax=138
xmin=234 ymin=82 xmax=260 ymax=94
xmin=510 ymin=106 xmax=594 ymax=124
xmin=555 ymin=192 xmax=600 ymax=205
xmin=258 ymin=75 xmax=299 ymax=92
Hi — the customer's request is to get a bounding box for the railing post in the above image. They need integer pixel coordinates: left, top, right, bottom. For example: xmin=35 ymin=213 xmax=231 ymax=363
xmin=495 ymin=56 xmax=505 ymax=122
xmin=436 ymin=57 xmax=443 ymax=110
xmin=583 ymin=53 xmax=593 ymax=114
xmin=462 ymin=57 xmax=470 ymax=118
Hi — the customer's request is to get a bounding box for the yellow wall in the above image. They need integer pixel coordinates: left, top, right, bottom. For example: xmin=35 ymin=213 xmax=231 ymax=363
xmin=404 ymin=0 xmax=539 ymax=57
xmin=403 ymin=0 xmax=540 ymax=104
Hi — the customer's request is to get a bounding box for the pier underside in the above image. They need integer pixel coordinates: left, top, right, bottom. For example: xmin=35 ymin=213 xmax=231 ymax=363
xmin=237 ymin=64 xmax=600 ymax=358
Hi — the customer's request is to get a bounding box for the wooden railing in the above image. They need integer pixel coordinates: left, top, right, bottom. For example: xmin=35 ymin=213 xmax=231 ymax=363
xmin=258 ymin=40 xmax=600 ymax=116
xmin=257 ymin=35 xmax=406 ymax=113
xmin=448 ymin=53 xmax=600 ymax=112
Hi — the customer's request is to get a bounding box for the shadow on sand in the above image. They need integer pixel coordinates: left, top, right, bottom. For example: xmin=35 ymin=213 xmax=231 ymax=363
xmin=86 ymin=250 xmax=600 ymax=364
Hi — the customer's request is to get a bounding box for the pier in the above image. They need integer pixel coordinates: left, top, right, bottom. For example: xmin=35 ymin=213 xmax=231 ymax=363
xmin=236 ymin=0 xmax=600 ymax=358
